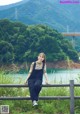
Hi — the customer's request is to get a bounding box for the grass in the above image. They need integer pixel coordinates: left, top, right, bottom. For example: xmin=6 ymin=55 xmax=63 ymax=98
xmin=0 ymin=71 xmax=80 ymax=114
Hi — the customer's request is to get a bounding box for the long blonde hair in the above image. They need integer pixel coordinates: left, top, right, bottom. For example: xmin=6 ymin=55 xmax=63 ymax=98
xmin=38 ymin=52 xmax=46 ymax=65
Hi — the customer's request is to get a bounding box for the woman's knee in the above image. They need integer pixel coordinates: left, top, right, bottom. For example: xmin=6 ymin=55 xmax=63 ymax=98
xmin=35 ymin=80 xmax=42 ymax=87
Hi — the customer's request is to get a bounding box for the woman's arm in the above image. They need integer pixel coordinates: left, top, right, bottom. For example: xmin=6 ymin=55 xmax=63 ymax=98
xmin=25 ymin=62 xmax=34 ymax=83
xmin=25 ymin=72 xmax=31 ymax=83
xmin=44 ymin=72 xmax=49 ymax=84
xmin=43 ymin=64 xmax=49 ymax=84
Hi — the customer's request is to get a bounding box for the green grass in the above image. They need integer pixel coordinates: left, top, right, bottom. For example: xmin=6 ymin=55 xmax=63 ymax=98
xmin=0 ymin=71 xmax=80 ymax=114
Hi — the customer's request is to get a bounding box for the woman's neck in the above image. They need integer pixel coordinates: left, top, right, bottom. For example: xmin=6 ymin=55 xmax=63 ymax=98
xmin=36 ymin=60 xmax=42 ymax=64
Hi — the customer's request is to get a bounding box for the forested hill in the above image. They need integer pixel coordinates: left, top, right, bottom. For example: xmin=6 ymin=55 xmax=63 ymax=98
xmin=0 ymin=19 xmax=78 ymax=64
xmin=0 ymin=0 xmax=80 ymax=32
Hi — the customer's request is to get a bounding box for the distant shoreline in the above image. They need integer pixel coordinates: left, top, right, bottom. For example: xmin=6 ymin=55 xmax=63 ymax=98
xmin=47 ymin=61 xmax=80 ymax=69
xmin=0 ymin=61 xmax=80 ymax=73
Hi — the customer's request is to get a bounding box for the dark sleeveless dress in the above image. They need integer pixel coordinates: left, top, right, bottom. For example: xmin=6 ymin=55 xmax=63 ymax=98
xmin=28 ymin=62 xmax=44 ymax=101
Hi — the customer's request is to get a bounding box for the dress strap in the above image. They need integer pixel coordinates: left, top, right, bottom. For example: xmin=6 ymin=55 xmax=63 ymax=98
xmin=33 ymin=62 xmax=36 ymax=70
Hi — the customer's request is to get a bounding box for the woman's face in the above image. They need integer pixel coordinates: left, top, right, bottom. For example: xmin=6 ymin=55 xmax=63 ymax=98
xmin=38 ymin=55 xmax=44 ymax=62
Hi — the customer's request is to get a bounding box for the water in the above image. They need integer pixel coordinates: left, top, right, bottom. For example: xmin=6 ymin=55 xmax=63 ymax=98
xmin=8 ymin=69 xmax=80 ymax=84
xmin=47 ymin=69 xmax=80 ymax=84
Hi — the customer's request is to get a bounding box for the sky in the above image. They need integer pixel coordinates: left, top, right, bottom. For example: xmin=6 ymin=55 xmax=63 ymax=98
xmin=0 ymin=0 xmax=22 ymax=6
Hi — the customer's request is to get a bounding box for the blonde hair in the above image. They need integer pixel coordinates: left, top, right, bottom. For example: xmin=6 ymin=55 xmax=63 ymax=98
xmin=38 ymin=52 xmax=46 ymax=64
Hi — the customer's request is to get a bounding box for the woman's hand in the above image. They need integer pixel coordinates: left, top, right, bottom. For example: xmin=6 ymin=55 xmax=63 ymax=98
xmin=45 ymin=80 xmax=49 ymax=85
xmin=24 ymin=80 xmax=28 ymax=85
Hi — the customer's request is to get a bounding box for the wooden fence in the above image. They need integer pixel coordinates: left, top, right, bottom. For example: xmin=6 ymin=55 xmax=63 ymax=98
xmin=0 ymin=80 xmax=80 ymax=114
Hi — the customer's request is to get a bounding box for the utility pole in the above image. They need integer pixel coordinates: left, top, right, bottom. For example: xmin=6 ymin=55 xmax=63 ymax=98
xmin=67 ymin=25 xmax=69 ymax=33
xmin=72 ymin=36 xmax=75 ymax=49
xmin=15 ymin=8 xmax=18 ymax=20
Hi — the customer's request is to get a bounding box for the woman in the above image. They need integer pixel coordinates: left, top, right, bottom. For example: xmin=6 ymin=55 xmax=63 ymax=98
xmin=25 ymin=52 xmax=49 ymax=106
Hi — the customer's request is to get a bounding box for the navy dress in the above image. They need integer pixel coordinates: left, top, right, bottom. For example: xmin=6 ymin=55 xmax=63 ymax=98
xmin=28 ymin=62 xmax=44 ymax=101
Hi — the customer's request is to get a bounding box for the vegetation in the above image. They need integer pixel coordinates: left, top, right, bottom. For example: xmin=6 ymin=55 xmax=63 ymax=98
xmin=0 ymin=19 xmax=79 ymax=65
xmin=1 ymin=0 xmax=80 ymax=33
xmin=0 ymin=71 xmax=80 ymax=114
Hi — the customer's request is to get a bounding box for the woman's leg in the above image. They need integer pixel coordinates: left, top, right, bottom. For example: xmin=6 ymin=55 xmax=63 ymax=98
xmin=28 ymin=80 xmax=38 ymax=102
xmin=34 ymin=80 xmax=42 ymax=101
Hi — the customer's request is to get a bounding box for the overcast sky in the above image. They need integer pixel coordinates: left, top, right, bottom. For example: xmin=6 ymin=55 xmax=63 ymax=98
xmin=0 ymin=0 xmax=22 ymax=6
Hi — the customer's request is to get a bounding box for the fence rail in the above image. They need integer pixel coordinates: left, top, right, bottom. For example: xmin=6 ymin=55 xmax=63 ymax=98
xmin=0 ymin=80 xmax=80 ymax=114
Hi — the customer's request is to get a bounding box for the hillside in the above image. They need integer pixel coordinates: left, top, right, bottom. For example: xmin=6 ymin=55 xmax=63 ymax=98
xmin=0 ymin=19 xmax=79 ymax=65
xmin=0 ymin=0 xmax=80 ymax=32
xmin=0 ymin=0 xmax=80 ymax=52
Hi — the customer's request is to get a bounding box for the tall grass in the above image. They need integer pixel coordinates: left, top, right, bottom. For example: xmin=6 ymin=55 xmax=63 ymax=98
xmin=0 ymin=71 xmax=80 ymax=114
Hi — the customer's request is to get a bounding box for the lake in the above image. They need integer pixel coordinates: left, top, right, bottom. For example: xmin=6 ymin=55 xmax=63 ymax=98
xmin=9 ymin=69 xmax=80 ymax=84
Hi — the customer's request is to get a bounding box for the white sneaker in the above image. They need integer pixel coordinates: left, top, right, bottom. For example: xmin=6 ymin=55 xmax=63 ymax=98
xmin=33 ymin=100 xmax=38 ymax=106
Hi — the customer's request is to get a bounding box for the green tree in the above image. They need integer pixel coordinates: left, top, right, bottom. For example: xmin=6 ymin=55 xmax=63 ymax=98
xmin=0 ymin=41 xmax=14 ymax=64
xmin=0 ymin=19 xmax=79 ymax=63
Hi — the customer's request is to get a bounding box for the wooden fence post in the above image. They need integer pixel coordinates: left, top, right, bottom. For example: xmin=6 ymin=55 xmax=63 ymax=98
xmin=70 ymin=80 xmax=74 ymax=114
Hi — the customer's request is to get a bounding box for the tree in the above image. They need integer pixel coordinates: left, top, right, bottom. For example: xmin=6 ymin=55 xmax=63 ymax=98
xmin=0 ymin=41 xmax=14 ymax=64
xmin=0 ymin=19 xmax=79 ymax=63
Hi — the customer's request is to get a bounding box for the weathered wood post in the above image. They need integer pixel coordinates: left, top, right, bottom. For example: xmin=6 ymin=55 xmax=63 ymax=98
xmin=70 ymin=80 xmax=74 ymax=114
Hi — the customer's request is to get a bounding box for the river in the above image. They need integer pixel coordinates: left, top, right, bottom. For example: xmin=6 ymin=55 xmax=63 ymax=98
xmin=8 ymin=69 xmax=80 ymax=84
